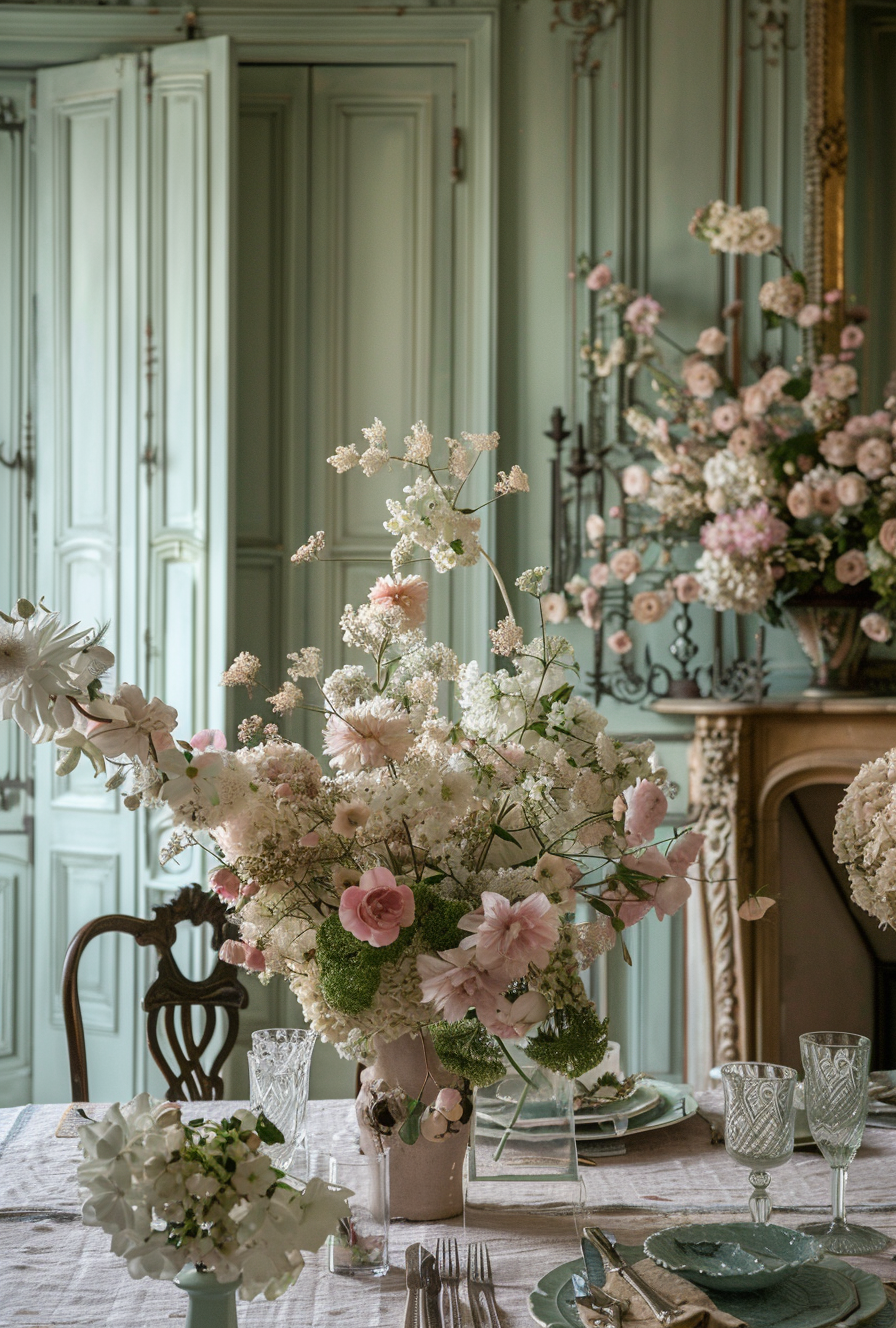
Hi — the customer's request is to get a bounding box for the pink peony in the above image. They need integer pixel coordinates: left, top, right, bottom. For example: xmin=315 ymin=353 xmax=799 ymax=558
xmin=625 ymin=779 xmax=668 ymax=846
xmin=624 ymin=294 xmax=663 ymax=336
xmin=835 ymin=474 xmax=868 ymax=508
xmin=820 ymin=431 xmax=857 ymax=467
xmin=209 ymin=867 xmax=240 ymax=902
xmin=324 ymin=698 xmax=414 ymax=772
xmin=417 ymin=948 xmax=506 ymax=1023
xmin=339 ymin=866 xmax=415 ymax=947
xmin=606 ymin=630 xmax=633 ymax=655
xmin=458 ymin=891 xmax=560 ymax=980
xmin=856 ymin=438 xmax=892 ymax=480
xmin=585 ymin=262 xmax=612 ymax=291
xmin=880 ymin=519 xmax=896 ymax=557
xmin=786 ymin=485 xmax=813 ymax=519
xmin=834 ymin=549 xmax=869 ymax=585
xmin=368 ymin=574 xmax=429 ymax=629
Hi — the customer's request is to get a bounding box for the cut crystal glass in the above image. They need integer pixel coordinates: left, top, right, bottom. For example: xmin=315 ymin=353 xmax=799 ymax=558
xmin=248 ymin=1027 xmax=316 ymax=1177
xmin=721 ymin=1061 xmax=797 ymax=1224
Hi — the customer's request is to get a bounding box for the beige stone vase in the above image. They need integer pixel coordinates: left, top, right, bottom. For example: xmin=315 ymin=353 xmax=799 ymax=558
xmin=355 ymin=1030 xmax=470 ymax=1221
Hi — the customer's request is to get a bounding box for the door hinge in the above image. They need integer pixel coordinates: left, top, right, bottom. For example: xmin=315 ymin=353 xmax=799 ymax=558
xmin=451 ymin=127 xmax=463 ymax=184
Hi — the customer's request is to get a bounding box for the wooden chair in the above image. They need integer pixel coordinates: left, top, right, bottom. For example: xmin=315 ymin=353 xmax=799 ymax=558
xmin=62 ymin=884 xmax=249 ymax=1102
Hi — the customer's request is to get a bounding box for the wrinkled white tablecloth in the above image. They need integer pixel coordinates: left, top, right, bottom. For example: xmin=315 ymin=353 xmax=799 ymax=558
xmin=2 ymin=1096 xmax=896 ymax=1326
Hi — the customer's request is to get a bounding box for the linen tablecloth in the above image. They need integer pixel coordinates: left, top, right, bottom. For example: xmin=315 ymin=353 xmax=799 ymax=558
xmin=2 ymin=1096 xmax=896 ymax=1326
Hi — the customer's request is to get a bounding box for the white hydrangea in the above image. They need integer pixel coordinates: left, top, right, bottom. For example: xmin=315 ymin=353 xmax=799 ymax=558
xmin=835 ymin=750 xmax=896 ymax=928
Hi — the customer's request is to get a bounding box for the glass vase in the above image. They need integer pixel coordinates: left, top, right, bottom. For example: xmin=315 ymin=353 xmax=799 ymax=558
xmin=327 ymin=1143 xmax=390 ymax=1276
xmin=174 ymin=1266 xmax=240 ymax=1328
xmin=248 ymin=1027 xmax=316 ymax=1177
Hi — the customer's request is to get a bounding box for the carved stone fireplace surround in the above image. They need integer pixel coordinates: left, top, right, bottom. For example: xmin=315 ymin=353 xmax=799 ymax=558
xmin=653 ymin=696 xmax=896 ymax=1090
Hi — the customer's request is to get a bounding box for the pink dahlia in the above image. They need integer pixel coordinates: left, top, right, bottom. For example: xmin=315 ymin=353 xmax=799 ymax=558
xmin=458 ymin=891 xmax=560 ymax=980
xmin=368 ymin=573 xmax=429 ymax=629
xmin=417 ymin=948 xmax=507 ymax=1023
xmin=324 ymin=698 xmax=414 ymax=772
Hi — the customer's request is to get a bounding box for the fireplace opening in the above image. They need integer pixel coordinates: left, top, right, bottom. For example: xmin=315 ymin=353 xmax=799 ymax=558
xmin=779 ymin=784 xmax=896 ymax=1071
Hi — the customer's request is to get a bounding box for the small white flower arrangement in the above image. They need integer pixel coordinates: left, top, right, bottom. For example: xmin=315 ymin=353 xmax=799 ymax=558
xmin=76 ymin=1096 xmax=351 ymax=1301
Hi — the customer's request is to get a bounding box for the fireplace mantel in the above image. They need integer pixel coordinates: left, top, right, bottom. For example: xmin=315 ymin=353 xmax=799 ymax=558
xmin=653 ymin=695 xmax=896 ymax=1087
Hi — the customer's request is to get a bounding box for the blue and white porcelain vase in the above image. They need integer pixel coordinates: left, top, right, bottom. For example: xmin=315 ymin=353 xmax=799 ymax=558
xmin=174 ymin=1265 xmax=241 ymax=1328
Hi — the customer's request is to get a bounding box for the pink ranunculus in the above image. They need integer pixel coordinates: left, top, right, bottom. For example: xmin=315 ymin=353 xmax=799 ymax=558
xmin=665 ymin=830 xmax=705 ymax=876
xmin=683 ymin=357 xmax=721 ymax=400
xmin=606 ymin=630 xmax=633 ymax=655
xmin=458 ymin=891 xmax=560 ymax=980
xmin=820 ymin=431 xmax=857 ymax=467
xmin=834 ymin=549 xmax=869 ymax=586
xmin=192 ymin=728 xmax=227 ymax=752
xmin=339 ymin=866 xmax=415 ymax=947
xmin=812 ymin=485 xmax=840 ymax=517
xmin=835 ymin=474 xmax=868 ymax=508
xmin=209 ymin=867 xmax=240 ymax=902
xmin=625 ymin=779 xmax=668 ymax=846
xmin=860 ymin=612 xmax=891 ymax=644
xmin=880 ymin=519 xmax=896 ymax=557
xmin=585 ymin=262 xmax=612 ymax=291
xmin=368 ymin=573 xmax=429 ymax=629
xmin=417 ymin=948 xmax=507 ymax=1023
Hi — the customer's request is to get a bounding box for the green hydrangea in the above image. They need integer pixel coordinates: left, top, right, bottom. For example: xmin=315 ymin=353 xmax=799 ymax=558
xmin=412 ymin=881 xmax=469 ymax=952
xmin=428 ymin=1017 xmax=506 ymax=1087
xmin=315 ymin=912 xmax=412 ymax=1015
xmin=526 ymin=1005 xmax=609 ymax=1079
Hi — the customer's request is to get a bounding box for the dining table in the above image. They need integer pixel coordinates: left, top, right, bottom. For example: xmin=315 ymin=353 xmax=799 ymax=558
xmin=2 ymin=1091 xmax=896 ymax=1327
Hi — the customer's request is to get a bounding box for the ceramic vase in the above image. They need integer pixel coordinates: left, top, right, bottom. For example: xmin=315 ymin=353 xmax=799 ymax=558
xmin=174 ymin=1265 xmax=241 ymax=1328
xmin=356 ymin=1030 xmax=470 ymax=1221
xmin=783 ymin=592 xmax=874 ymax=693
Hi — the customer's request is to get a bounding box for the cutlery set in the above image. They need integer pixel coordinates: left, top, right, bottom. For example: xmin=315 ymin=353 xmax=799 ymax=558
xmin=579 ymin=1227 xmax=681 ymax=1326
xmin=404 ymin=1239 xmax=500 ymax=1328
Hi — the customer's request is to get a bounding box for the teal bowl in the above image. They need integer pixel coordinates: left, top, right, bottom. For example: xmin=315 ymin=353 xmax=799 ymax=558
xmin=644 ymin=1222 xmax=823 ymax=1293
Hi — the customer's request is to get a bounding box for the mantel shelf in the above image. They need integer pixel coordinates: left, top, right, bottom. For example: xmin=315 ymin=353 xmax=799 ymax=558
xmin=653 ymin=694 xmax=896 ymax=717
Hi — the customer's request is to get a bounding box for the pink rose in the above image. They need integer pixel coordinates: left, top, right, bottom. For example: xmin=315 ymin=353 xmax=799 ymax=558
xmin=796 ymin=303 xmax=823 ymax=328
xmin=606 ymin=630 xmax=633 ymax=655
xmin=540 ymin=592 xmax=569 ymax=625
xmin=589 ymin=562 xmax=610 ymax=588
xmin=683 ymin=358 xmax=722 ymax=400
xmin=625 ymin=779 xmax=668 ymax=846
xmin=209 ymin=867 xmax=240 ymax=902
xmin=834 ymin=549 xmax=869 ymax=585
xmin=585 ymin=262 xmax=612 ymax=291
xmin=835 ymin=474 xmax=868 ymax=508
xmin=585 ymin=513 xmax=605 ymax=545
xmin=820 ymin=432 xmax=857 ymax=467
xmin=339 ymin=866 xmax=415 ymax=947
xmin=610 ymin=548 xmax=642 ymax=584
xmin=786 ymin=484 xmax=813 ymax=519
xmin=860 ymin=612 xmax=891 ymax=643
xmin=672 ymin=573 xmax=701 ymax=604
xmin=880 ymin=519 xmax=896 ymax=557
xmin=697 ymin=327 xmax=727 ymax=356
xmin=622 ymin=464 xmax=652 ymax=498
xmin=712 ymin=401 xmax=743 ymax=434
xmin=856 ymin=438 xmax=892 ymax=479
xmin=812 ymin=485 xmax=840 ymax=517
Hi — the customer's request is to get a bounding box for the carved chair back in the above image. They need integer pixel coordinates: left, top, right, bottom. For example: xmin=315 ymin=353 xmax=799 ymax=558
xmin=62 ymin=884 xmax=249 ymax=1101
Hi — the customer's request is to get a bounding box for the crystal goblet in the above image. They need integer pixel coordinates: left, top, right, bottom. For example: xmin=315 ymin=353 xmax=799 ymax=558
xmin=721 ymin=1062 xmax=797 ymax=1224
xmin=798 ymin=1031 xmax=888 ymax=1254
xmin=248 ymin=1027 xmax=316 ymax=1177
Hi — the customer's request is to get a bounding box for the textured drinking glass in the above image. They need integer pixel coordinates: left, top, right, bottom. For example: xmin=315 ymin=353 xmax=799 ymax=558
xmin=721 ymin=1062 xmax=797 ymax=1223
xmin=248 ymin=1027 xmax=316 ymax=1177
xmin=798 ymin=1031 xmax=888 ymax=1254
xmin=327 ymin=1149 xmax=390 ymax=1276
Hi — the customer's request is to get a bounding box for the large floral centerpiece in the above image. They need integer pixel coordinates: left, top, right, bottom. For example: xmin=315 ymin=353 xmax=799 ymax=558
xmin=834 ymin=750 xmax=896 ymax=929
xmin=0 ymin=428 xmax=701 ymax=1090
xmin=552 ymin=200 xmax=896 ymax=693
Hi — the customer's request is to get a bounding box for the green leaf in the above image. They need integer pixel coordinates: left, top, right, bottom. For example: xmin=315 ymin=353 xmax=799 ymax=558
xmin=398 ymin=1098 xmax=425 ymax=1146
xmin=491 ymin=824 xmax=521 ymax=845
xmin=450 ymin=539 xmax=465 ymax=555
xmin=256 ymin=1113 xmax=286 ymax=1146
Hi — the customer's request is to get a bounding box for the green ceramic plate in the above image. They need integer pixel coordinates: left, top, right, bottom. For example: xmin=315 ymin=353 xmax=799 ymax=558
xmin=529 ymin=1254 xmax=893 ymax=1328
xmin=574 ymin=1080 xmax=697 ymax=1141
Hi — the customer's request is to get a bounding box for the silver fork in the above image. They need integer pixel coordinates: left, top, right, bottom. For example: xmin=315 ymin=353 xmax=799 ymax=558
xmin=437 ymin=1237 xmax=462 ymax=1328
xmin=467 ymin=1241 xmax=500 ymax=1328
xmin=405 ymin=1242 xmax=425 ymax=1328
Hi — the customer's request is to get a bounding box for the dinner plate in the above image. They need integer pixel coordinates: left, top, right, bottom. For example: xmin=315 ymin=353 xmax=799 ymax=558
xmin=573 ymin=1084 xmax=662 ymax=1125
xmin=529 ymin=1253 xmax=893 ymax=1328
xmin=575 ymin=1080 xmax=697 ymax=1140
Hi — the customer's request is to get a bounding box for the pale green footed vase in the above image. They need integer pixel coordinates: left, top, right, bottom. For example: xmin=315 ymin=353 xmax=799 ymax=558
xmin=174 ymin=1266 xmax=241 ymax=1328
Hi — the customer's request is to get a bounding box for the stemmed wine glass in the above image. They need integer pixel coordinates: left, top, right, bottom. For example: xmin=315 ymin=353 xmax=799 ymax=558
xmin=721 ymin=1062 xmax=798 ymax=1223
xmin=798 ymin=1031 xmax=888 ymax=1254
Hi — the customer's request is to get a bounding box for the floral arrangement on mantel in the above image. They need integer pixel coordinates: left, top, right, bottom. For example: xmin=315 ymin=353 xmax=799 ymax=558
xmin=76 ymin=1096 xmax=350 ymax=1299
xmin=549 ymin=198 xmax=896 ymax=675
xmin=0 ymin=425 xmax=704 ymax=1093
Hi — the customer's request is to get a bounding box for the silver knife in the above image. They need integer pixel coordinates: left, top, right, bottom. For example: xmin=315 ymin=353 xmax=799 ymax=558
xmin=584 ymin=1227 xmax=682 ymax=1326
xmin=421 ymin=1247 xmax=443 ymax=1328
xmin=572 ymin=1272 xmax=624 ymax=1328
xmin=405 ymin=1243 xmax=425 ymax=1328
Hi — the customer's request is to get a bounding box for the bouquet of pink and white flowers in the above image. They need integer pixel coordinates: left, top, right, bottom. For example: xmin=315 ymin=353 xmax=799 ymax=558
xmin=0 ymin=426 xmax=702 ymax=1085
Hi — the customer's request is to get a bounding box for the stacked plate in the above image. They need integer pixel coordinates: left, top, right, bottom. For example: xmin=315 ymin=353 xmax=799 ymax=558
xmin=574 ymin=1077 xmax=698 ymax=1142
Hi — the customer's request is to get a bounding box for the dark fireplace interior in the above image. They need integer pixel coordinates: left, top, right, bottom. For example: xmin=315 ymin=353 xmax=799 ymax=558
xmin=779 ymin=785 xmax=896 ymax=1071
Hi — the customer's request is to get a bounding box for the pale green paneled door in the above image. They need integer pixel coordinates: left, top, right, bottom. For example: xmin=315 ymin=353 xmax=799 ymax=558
xmin=234 ymin=61 xmax=458 ymax=1096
